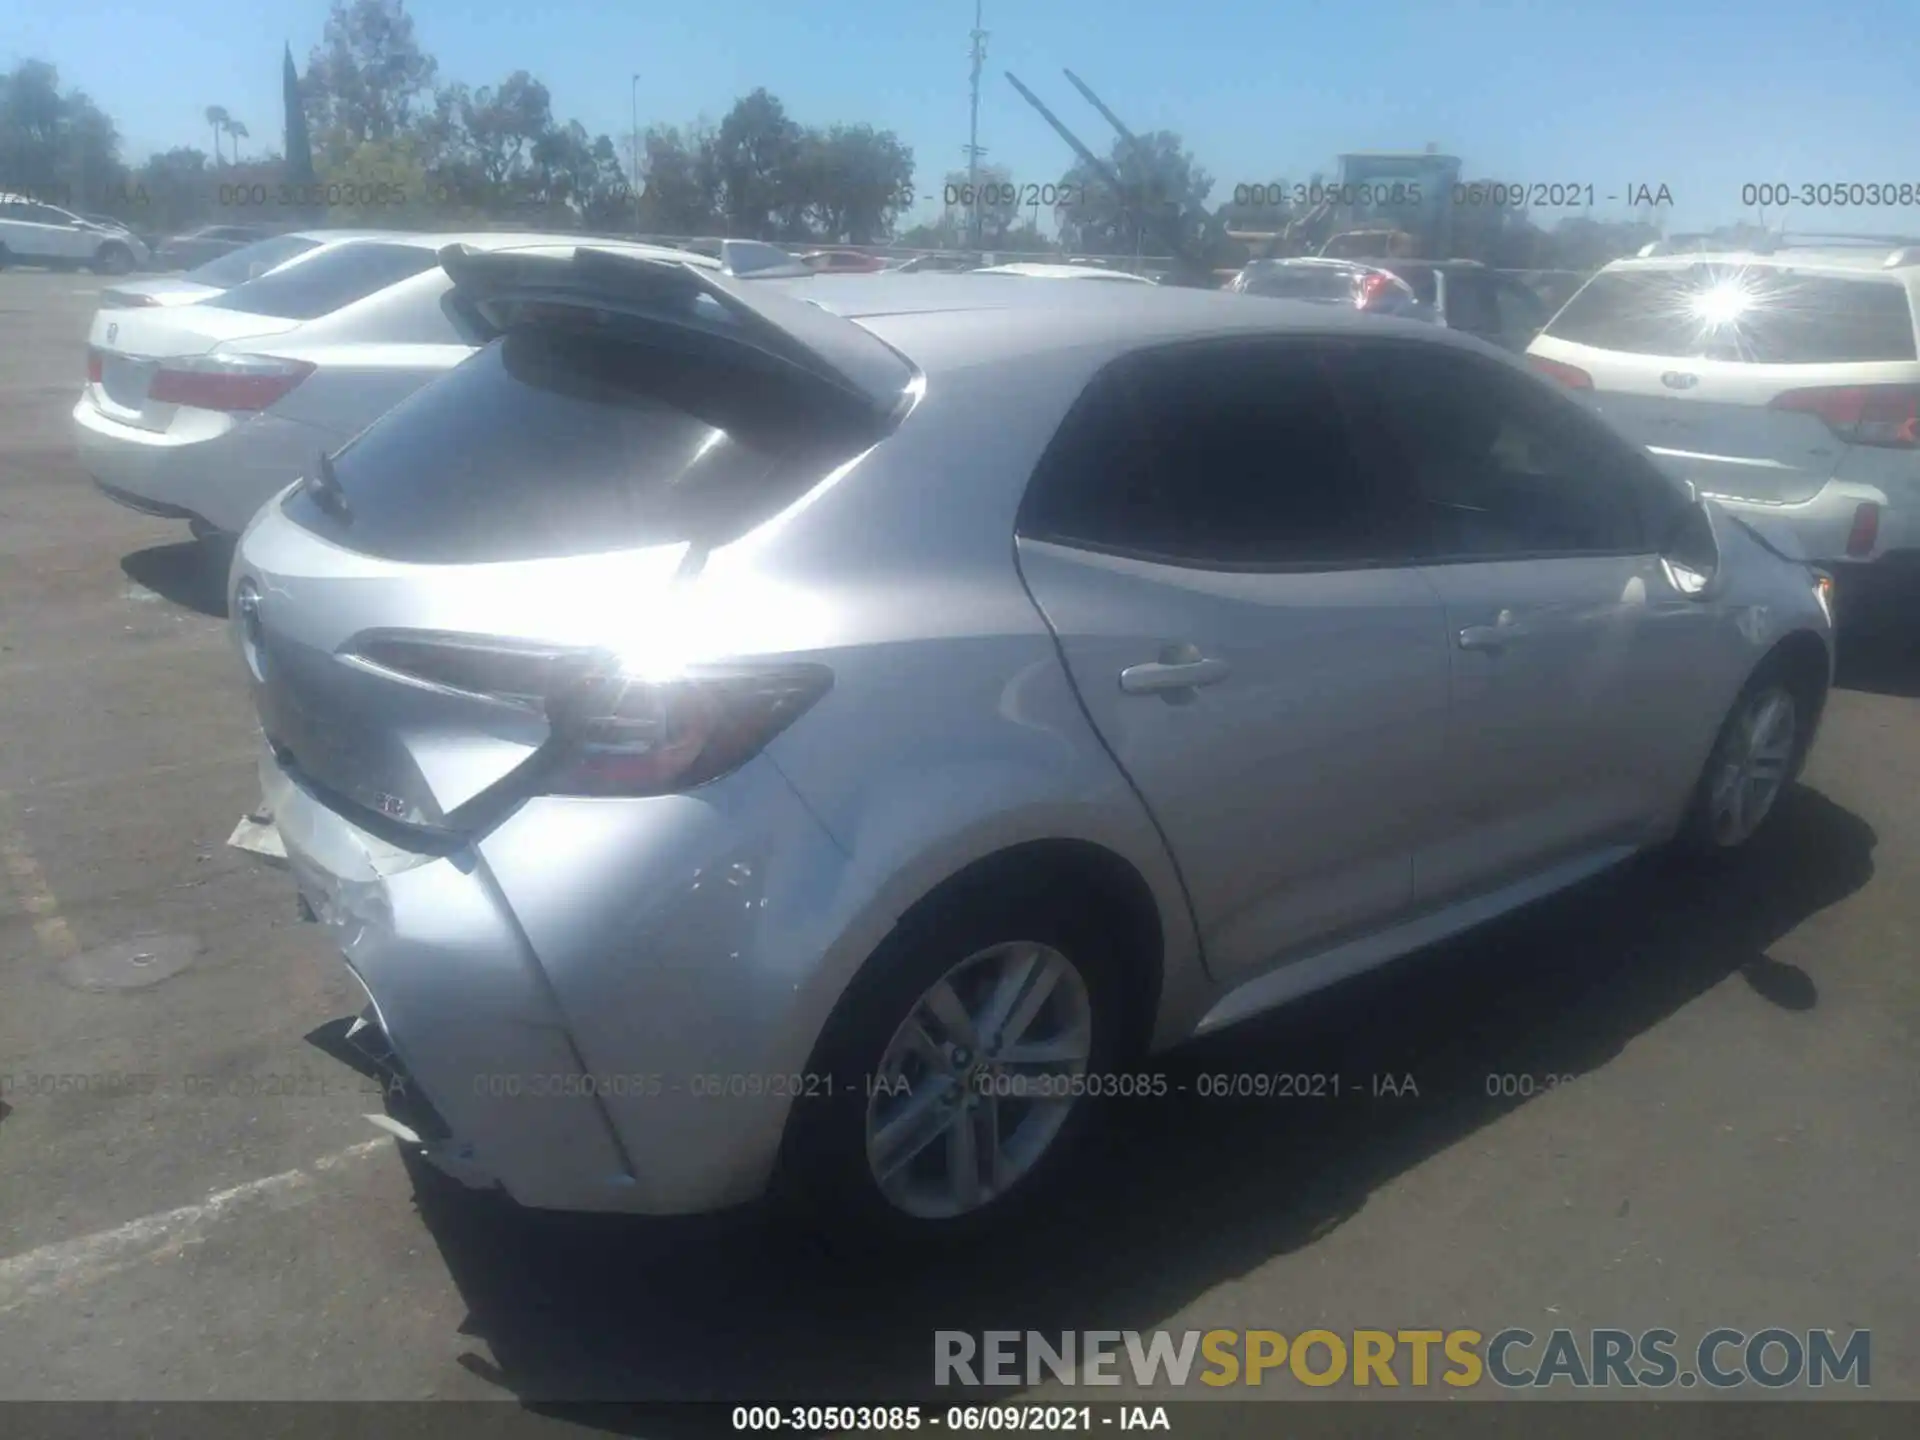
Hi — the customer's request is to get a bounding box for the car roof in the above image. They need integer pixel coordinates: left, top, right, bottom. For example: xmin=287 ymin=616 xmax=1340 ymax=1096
xmin=1602 ymin=249 xmax=1919 ymax=278
xmin=758 ymin=271 xmax=1472 ymax=373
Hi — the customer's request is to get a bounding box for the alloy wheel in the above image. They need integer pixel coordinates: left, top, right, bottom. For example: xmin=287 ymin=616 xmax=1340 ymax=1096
xmin=865 ymin=940 xmax=1093 ymax=1220
xmin=1707 ymin=685 xmax=1796 ymax=847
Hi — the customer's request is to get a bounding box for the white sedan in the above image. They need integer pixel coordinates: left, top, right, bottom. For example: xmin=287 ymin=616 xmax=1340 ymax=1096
xmin=96 ymin=231 xmax=386 ymax=310
xmin=74 ymin=232 xmax=722 ymax=539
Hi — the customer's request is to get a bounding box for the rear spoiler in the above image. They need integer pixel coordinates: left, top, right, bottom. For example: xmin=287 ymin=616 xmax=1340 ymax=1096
xmin=437 ymin=244 xmax=916 ymax=421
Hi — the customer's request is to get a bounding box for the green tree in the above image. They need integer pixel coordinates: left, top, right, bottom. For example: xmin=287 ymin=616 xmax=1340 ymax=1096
xmin=204 ymin=105 xmax=231 ymax=165
xmin=635 ymin=123 xmax=720 ymax=233
xmin=798 ymin=124 xmax=913 ymax=243
xmin=1054 ymin=129 xmax=1212 ymax=256
xmin=319 ymin=136 xmax=430 ymax=224
xmin=710 ymin=88 xmax=803 ymax=238
xmin=0 ymin=60 xmax=129 ymax=213
xmin=306 ymin=0 xmax=439 ymax=155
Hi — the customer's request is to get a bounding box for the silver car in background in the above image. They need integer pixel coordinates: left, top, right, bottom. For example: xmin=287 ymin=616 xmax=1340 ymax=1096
xmin=231 ymin=255 xmax=1833 ymax=1241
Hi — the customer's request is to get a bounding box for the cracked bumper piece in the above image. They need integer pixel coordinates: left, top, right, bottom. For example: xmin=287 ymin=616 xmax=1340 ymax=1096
xmin=262 ymin=752 xmax=640 ymax=1211
xmin=258 ymin=737 xmax=858 ymax=1216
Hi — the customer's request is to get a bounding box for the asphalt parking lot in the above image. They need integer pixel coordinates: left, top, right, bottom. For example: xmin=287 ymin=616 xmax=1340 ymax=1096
xmin=1 ymin=268 xmax=1917 ymax=1412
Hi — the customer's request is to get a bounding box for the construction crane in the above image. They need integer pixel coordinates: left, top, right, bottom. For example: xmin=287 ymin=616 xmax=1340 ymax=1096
xmin=1002 ymin=69 xmax=1215 ymax=288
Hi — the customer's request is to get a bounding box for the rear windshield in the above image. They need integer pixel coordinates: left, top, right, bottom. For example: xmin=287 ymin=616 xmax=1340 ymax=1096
xmin=185 ymin=235 xmax=322 ymax=288
xmin=1236 ymin=264 xmax=1356 ymax=302
xmin=1543 ymin=265 xmax=1918 ymax=363
xmin=204 ymin=242 xmax=437 ymax=320
xmin=284 ymin=326 xmax=881 ymax=563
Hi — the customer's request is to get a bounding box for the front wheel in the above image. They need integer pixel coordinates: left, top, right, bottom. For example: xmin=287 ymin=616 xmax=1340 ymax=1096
xmin=778 ymin=888 xmax=1129 ymax=1245
xmin=1677 ymin=663 xmax=1805 ymax=854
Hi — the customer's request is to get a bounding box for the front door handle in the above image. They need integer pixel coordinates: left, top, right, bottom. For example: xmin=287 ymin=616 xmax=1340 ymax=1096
xmin=1120 ymin=651 xmax=1232 ymax=694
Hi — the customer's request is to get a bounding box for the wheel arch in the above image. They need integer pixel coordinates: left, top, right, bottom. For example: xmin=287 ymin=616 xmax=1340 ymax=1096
xmin=1765 ymin=627 xmax=1832 ymax=778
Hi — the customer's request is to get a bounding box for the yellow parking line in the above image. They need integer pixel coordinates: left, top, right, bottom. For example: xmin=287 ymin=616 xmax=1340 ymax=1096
xmin=1 ymin=826 xmax=79 ymax=961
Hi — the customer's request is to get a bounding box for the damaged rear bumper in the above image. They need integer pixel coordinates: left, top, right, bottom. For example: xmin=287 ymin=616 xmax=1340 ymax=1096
xmin=260 ymin=750 xmax=643 ymax=1211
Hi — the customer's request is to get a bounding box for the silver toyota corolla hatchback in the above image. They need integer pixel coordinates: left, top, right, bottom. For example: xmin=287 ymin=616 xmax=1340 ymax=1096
xmin=230 ymin=249 xmax=1834 ymax=1240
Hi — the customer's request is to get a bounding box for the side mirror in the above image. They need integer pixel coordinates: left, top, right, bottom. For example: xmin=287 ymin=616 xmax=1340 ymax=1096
xmin=1659 ymin=491 xmax=1725 ymax=600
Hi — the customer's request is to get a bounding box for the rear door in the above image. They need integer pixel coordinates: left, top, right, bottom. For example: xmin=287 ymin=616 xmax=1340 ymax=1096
xmin=1529 ymin=263 xmax=1920 ymax=505
xmin=1327 ymin=339 xmax=1717 ymax=905
xmin=1015 ymin=339 xmax=1455 ymax=985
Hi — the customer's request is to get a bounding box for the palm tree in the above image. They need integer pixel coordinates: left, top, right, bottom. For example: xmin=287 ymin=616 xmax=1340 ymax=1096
xmin=225 ymin=119 xmax=250 ymax=164
xmin=205 ymin=105 xmax=231 ymax=166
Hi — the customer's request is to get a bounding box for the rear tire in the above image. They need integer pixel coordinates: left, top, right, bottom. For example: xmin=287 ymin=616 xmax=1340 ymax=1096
xmin=1674 ymin=654 xmax=1816 ymax=856
xmin=776 ymin=880 xmax=1132 ymax=1248
xmin=92 ymin=242 xmax=136 ymax=276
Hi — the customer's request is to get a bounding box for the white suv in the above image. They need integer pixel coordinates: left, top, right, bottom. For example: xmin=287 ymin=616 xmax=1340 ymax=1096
xmin=0 ymin=194 xmax=150 ymax=274
xmin=1527 ymin=237 xmax=1920 ymax=590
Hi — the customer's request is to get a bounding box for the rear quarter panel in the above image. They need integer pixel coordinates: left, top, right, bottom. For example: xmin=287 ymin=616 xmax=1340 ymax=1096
xmin=717 ymin=352 xmax=1212 ymax=1048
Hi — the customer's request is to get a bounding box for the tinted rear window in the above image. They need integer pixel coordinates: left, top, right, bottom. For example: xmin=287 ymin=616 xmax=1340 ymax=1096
xmin=1544 ymin=265 xmax=1918 ymax=363
xmin=186 ymin=235 xmax=322 ymax=288
xmin=1236 ymin=264 xmax=1357 ymax=302
xmin=284 ymin=327 xmax=881 ymax=564
xmin=205 ymin=242 xmax=436 ymax=320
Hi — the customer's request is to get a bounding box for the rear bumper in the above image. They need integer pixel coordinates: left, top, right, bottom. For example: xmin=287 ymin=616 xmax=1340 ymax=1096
xmin=259 ymin=738 xmax=863 ymax=1216
xmin=72 ymin=396 xmax=342 ymax=535
xmin=1705 ymin=479 xmax=1912 ymax=566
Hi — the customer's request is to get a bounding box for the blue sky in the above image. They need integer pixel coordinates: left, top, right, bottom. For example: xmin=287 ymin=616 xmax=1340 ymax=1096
xmin=12 ymin=0 xmax=1920 ymax=234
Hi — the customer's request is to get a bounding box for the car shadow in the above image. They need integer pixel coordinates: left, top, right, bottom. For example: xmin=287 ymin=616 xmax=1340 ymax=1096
xmin=368 ymin=786 xmax=1871 ymax=1424
xmin=1834 ymin=624 xmax=1920 ymax=699
xmin=120 ymin=538 xmax=233 ymax=619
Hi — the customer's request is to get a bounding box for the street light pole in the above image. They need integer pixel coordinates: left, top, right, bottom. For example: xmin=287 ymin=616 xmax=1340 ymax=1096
xmin=631 ymin=74 xmax=643 ymax=236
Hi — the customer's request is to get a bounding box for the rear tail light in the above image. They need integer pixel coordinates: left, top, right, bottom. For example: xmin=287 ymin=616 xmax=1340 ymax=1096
xmin=1354 ymin=272 xmax=1409 ymax=312
xmin=1527 ymin=355 xmax=1594 ymax=389
xmin=544 ymin=663 xmax=834 ymax=797
xmin=1769 ymin=384 xmax=1920 ymax=449
xmin=1846 ymin=503 xmax=1881 ymax=558
xmin=342 ymin=632 xmax=832 ymax=798
xmin=149 ymin=354 xmax=315 ymax=412
xmin=86 ymin=347 xmax=103 ymax=384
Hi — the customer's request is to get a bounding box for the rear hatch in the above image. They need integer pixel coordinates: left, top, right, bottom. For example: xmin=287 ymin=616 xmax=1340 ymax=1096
xmin=1530 ymin=262 xmax=1920 ymax=504
xmin=238 ymin=247 xmax=913 ymax=839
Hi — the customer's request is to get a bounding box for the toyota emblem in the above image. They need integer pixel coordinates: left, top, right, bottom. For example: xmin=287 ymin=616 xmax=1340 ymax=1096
xmin=1661 ymin=371 xmax=1699 ymax=391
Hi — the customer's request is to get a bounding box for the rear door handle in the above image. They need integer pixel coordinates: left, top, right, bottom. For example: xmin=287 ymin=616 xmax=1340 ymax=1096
xmin=1120 ymin=656 xmax=1232 ymax=694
